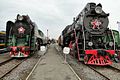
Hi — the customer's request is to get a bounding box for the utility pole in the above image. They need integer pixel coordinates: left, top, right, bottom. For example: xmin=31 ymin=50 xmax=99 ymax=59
xmin=47 ymin=29 xmax=48 ymax=43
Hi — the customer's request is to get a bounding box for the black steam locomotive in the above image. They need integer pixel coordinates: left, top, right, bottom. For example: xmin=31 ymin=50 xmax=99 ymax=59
xmin=6 ymin=14 xmax=47 ymax=57
xmin=59 ymin=3 xmax=120 ymax=65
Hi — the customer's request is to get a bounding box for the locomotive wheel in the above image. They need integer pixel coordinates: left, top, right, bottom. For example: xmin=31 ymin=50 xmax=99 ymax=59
xmin=35 ymin=40 xmax=39 ymax=51
xmin=113 ymin=53 xmax=120 ymax=63
xmin=71 ymin=43 xmax=78 ymax=59
xmin=110 ymin=51 xmax=120 ymax=63
xmin=71 ymin=49 xmax=78 ymax=58
xmin=84 ymin=54 xmax=93 ymax=64
xmin=84 ymin=55 xmax=88 ymax=64
xmin=114 ymin=58 xmax=119 ymax=63
xmin=38 ymin=44 xmax=40 ymax=50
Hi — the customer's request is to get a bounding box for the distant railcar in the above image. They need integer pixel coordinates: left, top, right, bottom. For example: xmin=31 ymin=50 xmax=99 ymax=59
xmin=0 ymin=31 xmax=6 ymax=48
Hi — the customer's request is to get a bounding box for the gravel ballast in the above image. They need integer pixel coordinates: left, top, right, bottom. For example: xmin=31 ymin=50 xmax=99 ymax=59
xmin=2 ymin=50 xmax=46 ymax=80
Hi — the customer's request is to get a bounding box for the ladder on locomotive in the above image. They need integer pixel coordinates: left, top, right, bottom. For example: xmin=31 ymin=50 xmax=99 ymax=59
xmin=74 ymin=29 xmax=85 ymax=61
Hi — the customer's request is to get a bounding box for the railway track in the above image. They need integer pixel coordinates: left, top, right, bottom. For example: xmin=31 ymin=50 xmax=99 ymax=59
xmin=25 ymin=50 xmax=47 ymax=80
xmin=55 ymin=44 xmax=101 ymax=80
xmin=0 ymin=58 xmax=26 ymax=79
xmin=54 ymin=44 xmax=82 ymax=80
xmin=55 ymin=44 xmax=120 ymax=80
xmin=109 ymin=65 xmax=120 ymax=72
xmin=0 ymin=58 xmax=13 ymax=66
xmin=88 ymin=65 xmax=120 ymax=80
xmin=88 ymin=65 xmax=110 ymax=80
xmin=25 ymin=55 xmax=42 ymax=80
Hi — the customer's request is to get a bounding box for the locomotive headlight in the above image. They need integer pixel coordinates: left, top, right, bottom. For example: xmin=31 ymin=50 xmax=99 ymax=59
xmin=114 ymin=53 xmax=118 ymax=57
xmin=95 ymin=6 xmax=102 ymax=14
xmin=18 ymin=15 xmax=23 ymax=20
xmin=88 ymin=42 xmax=93 ymax=46
xmin=109 ymin=42 xmax=114 ymax=47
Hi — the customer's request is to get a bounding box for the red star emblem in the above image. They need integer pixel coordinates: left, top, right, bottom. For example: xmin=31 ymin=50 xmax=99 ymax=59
xmin=18 ymin=27 xmax=25 ymax=34
xmin=91 ymin=19 xmax=101 ymax=29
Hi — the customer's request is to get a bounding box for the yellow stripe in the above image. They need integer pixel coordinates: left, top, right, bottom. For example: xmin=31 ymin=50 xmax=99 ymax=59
xmin=0 ymin=44 xmax=5 ymax=46
xmin=0 ymin=32 xmax=6 ymax=34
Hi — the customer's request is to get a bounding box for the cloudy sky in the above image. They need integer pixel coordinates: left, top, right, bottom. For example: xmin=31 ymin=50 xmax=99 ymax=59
xmin=0 ymin=0 xmax=120 ymax=39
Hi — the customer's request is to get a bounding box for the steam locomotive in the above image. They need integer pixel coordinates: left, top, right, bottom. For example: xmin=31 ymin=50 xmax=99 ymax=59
xmin=6 ymin=14 xmax=47 ymax=57
xmin=59 ymin=3 xmax=120 ymax=65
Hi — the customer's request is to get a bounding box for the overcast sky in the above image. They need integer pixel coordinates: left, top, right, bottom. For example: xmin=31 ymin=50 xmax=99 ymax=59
xmin=0 ymin=0 xmax=120 ymax=39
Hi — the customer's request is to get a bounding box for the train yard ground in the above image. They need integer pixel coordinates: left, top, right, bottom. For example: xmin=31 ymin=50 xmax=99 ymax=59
xmin=55 ymin=44 xmax=120 ymax=80
xmin=26 ymin=44 xmax=79 ymax=80
xmin=0 ymin=53 xmax=11 ymax=64
xmin=0 ymin=44 xmax=120 ymax=80
xmin=0 ymin=49 xmax=45 ymax=80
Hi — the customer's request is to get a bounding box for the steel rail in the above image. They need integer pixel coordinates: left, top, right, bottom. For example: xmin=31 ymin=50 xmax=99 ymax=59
xmin=88 ymin=65 xmax=110 ymax=80
xmin=0 ymin=59 xmax=26 ymax=79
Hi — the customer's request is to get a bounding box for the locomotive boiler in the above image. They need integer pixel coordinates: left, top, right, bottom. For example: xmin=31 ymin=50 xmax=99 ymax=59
xmin=59 ymin=3 xmax=120 ymax=65
xmin=6 ymin=14 xmax=46 ymax=57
